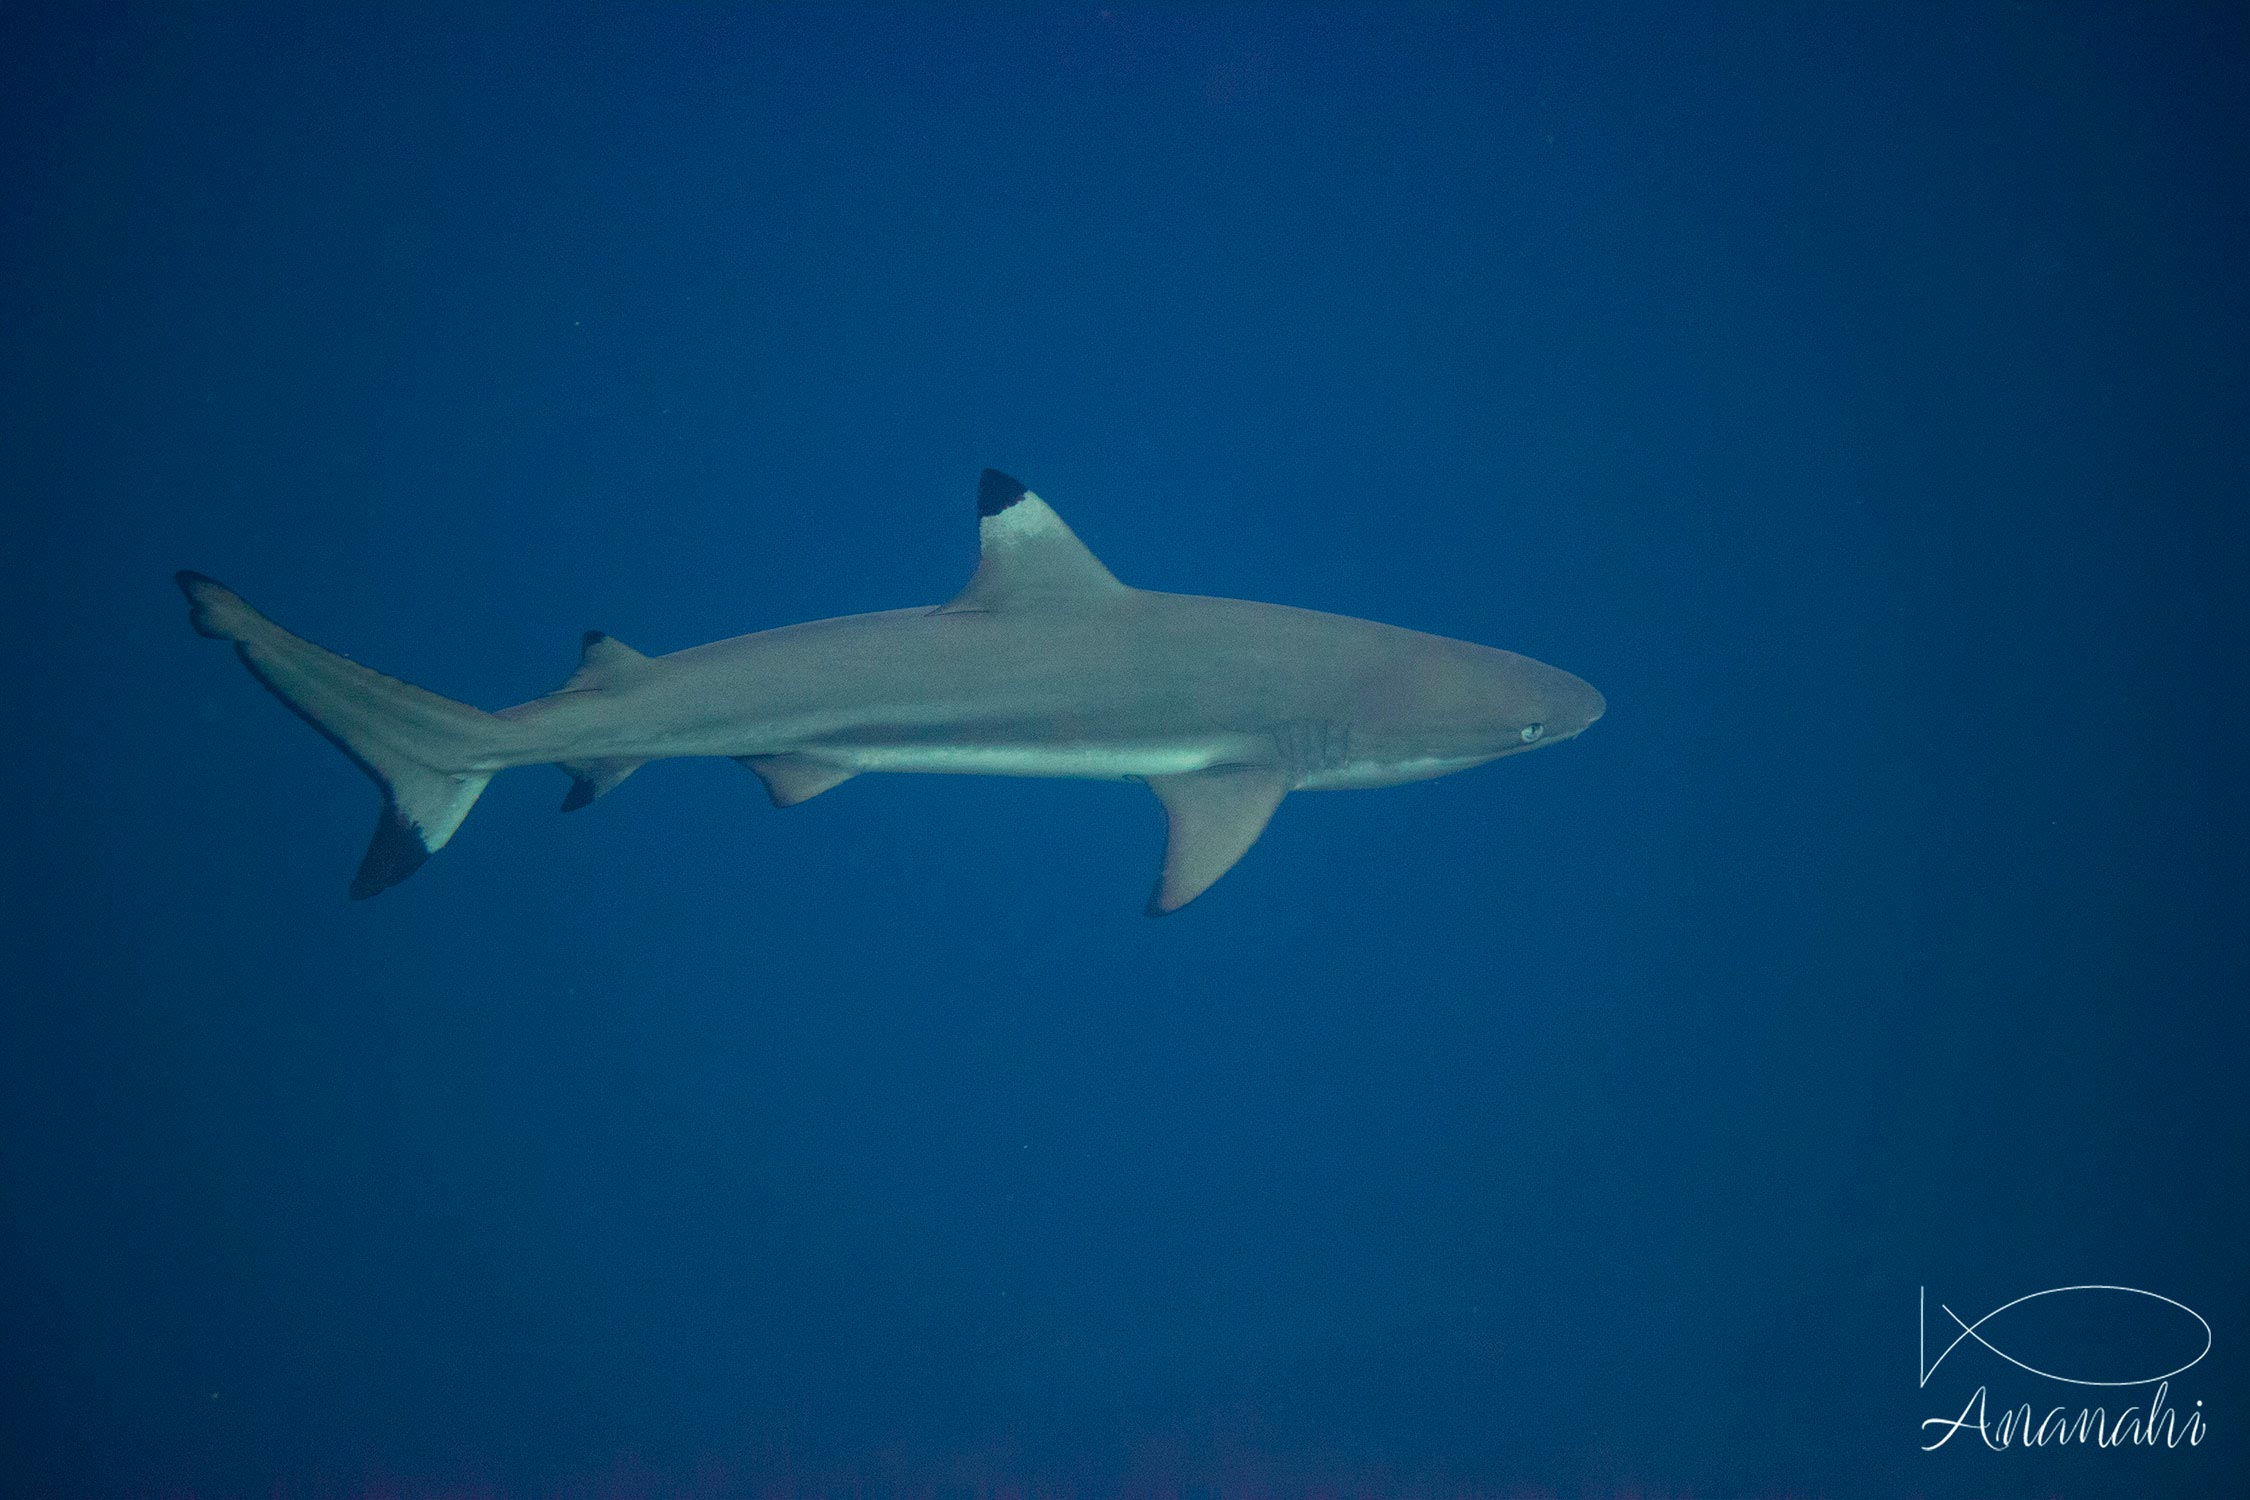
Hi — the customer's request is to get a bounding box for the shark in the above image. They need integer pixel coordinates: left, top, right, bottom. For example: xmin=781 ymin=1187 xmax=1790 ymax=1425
xmin=178 ymin=470 xmax=1603 ymax=913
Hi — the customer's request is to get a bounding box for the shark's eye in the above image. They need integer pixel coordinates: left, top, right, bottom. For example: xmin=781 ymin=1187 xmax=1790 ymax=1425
xmin=1520 ymin=723 xmax=1545 ymax=743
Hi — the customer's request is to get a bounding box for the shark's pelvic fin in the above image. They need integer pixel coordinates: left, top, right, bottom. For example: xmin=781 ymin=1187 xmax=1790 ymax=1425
xmin=1143 ymin=765 xmax=1291 ymax=915
xmin=942 ymin=469 xmax=1129 ymax=613
xmin=740 ymin=753 xmax=859 ymax=807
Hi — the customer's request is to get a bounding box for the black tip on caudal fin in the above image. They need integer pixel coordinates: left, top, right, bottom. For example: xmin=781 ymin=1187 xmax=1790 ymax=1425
xmin=177 ymin=570 xmax=220 ymax=632
xmin=178 ymin=570 xmax=259 ymax=641
xmin=978 ymin=469 xmax=1029 ymax=517
xmin=351 ymin=802 xmax=434 ymax=898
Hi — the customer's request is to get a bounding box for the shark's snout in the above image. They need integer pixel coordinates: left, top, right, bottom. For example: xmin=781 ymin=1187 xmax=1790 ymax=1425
xmin=1533 ymin=663 xmax=1604 ymax=742
xmin=1569 ymin=673 xmax=1606 ymax=731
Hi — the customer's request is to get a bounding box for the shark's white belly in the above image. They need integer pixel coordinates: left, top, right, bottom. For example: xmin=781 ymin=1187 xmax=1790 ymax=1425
xmin=820 ymin=738 xmax=1240 ymax=781
xmin=824 ymin=737 xmax=1495 ymax=790
xmin=1297 ymin=754 xmax=1497 ymax=790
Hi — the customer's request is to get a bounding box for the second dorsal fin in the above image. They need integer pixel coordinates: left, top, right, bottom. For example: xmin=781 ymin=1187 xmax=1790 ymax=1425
xmin=942 ymin=470 xmax=1128 ymax=613
xmin=553 ymin=631 xmax=651 ymax=695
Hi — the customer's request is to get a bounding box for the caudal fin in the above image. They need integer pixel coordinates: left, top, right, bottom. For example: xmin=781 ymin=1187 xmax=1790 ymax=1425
xmin=177 ymin=571 xmax=517 ymax=897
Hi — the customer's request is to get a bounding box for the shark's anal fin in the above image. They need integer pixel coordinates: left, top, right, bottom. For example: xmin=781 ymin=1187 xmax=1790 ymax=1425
xmin=740 ymin=753 xmax=859 ymax=808
xmin=1144 ymin=765 xmax=1290 ymax=915
xmin=941 ymin=470 xmax=1129 ymax=613
xmin=558 ymin=756 xmax=647 ymax=811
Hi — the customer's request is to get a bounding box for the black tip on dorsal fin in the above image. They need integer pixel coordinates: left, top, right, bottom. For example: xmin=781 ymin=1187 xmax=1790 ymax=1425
xmin=978 ymin=469 xmax=1029 ymax=517
xmin=582 ymin=629 xmax=608 ymax=649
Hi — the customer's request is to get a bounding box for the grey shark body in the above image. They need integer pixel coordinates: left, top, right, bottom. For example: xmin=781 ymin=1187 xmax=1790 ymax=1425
xmin=179 ymin=470 xmax=1603 ymax=912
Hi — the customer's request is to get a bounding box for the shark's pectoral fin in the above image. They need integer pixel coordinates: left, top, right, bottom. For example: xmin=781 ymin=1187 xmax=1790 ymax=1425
xmin=740 ymin=753 xmax=859 ymax=807
xmin=941 ymin=470 xmax=1131 ymax=613
xmin=1144 ymin=765 xmax=1290 ymax=915
xmin=558 ymin=757 xmax=645 ymax=811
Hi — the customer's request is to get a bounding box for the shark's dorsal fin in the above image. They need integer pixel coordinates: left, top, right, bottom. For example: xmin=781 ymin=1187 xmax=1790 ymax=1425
xmin=1144 ymin=765 xmax=1291 ymax=915
xmin=554 ymin=631 xmax=651 ymax=695
xmin=942 ymin=470 xmax=1128 ymax=613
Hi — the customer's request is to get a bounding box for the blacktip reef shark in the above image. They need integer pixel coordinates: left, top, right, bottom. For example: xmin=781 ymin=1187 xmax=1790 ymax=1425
xmin=178 ymin=470 xmax=1603 ymax=914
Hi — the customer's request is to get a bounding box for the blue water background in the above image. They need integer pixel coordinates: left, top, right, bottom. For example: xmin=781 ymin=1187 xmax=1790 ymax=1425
xmin=3 ymin=5 xmax=2245 ymax=1496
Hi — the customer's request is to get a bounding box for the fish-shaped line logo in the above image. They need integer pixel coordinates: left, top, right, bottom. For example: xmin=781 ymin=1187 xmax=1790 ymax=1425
xmin=1919 ymin=1285 xmax=2211 ymax=1389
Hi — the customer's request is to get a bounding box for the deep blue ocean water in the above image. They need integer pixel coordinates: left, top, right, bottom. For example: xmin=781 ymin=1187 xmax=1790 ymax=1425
xmin=4 ymin=5 xmax=2245 ymax=1497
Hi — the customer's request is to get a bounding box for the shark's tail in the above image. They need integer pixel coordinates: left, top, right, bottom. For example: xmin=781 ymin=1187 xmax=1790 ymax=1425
xmin=177 ymin=571 xmax=524 ymax=898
